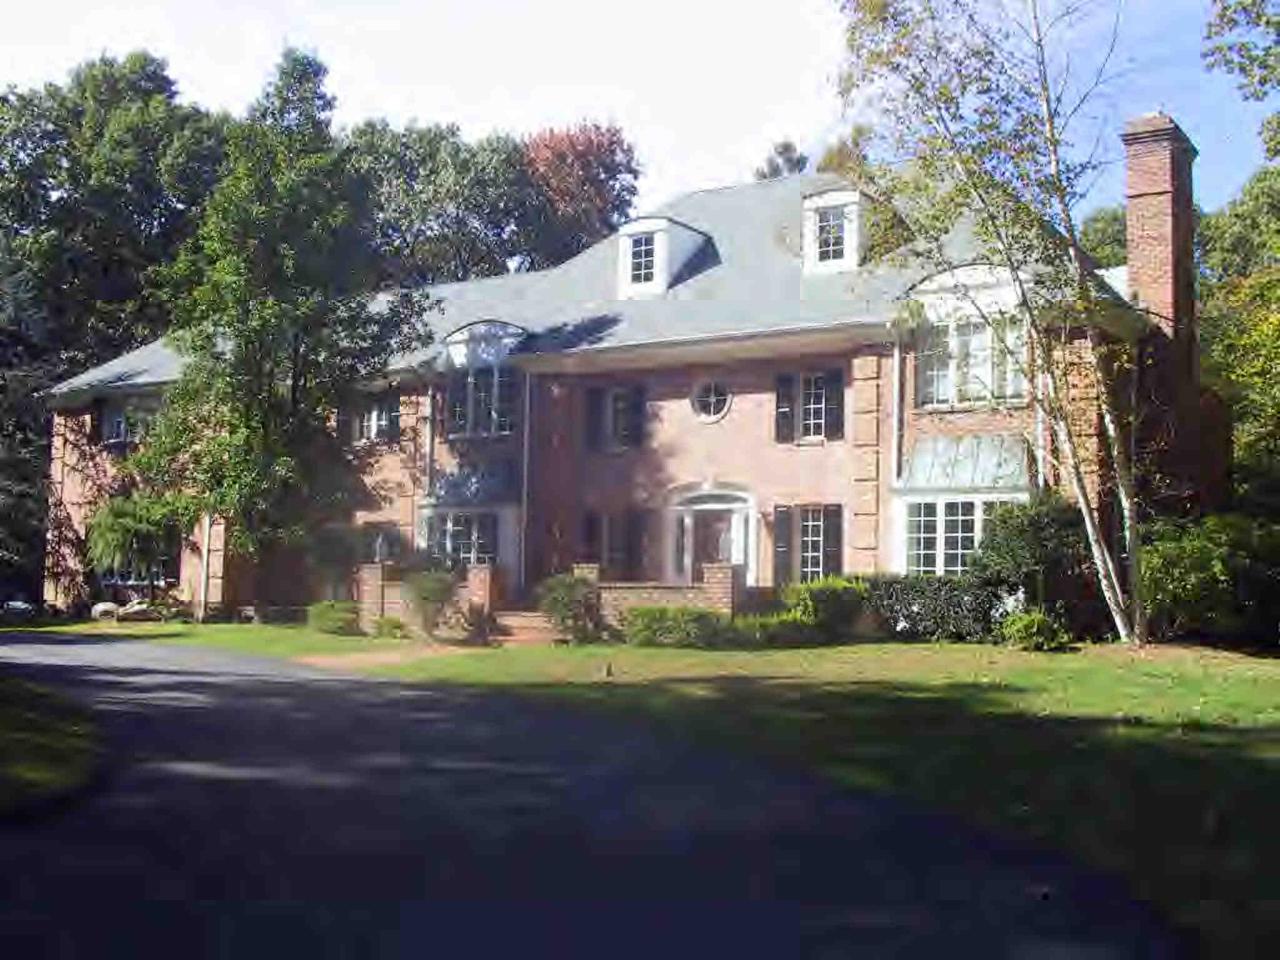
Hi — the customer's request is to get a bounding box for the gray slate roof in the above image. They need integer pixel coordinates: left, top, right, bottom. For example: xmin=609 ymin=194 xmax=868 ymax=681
xmin=50 ymin=172 xmax=972 ymax=402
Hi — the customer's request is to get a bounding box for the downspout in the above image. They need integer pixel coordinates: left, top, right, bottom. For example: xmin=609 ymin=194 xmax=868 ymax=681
xmin=891 ymin=331 xmax=904 ymax=485
xmin=198 ymin=514 xmax=212 ymax=622
xmin=519 ymin=370 xmax=533 ymax=594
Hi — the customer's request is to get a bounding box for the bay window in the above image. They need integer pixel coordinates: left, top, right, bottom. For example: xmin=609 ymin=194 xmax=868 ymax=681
xmin=447 ymin=366 xmax=516 ymax=437
xmin=425 ymin=511 xmax=498 ymax=567
xmin=917 ymin=316 xmax=1026 ymax=406
xmin=905 ymin=498 xmax=1013 ymax=575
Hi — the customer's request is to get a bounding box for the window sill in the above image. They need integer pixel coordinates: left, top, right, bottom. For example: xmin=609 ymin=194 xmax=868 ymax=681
xmin=916 ymin=398 xmax=1029 ymax=414
xmin=794 ymin=435 xmax=828 ymax=447
xmin=445 ymin=431 xmax=516 ymax=442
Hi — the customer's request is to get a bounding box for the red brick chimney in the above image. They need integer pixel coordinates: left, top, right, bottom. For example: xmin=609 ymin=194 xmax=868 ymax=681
xmin=1121 ymin=112 xmax=1198 ymax=376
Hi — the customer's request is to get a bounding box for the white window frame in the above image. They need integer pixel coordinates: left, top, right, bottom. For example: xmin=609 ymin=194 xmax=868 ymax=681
xmin=604 ymin=386 xmax=637 ymax=450
xmin=803 ymin=189 xmax=860 ymax=275
xmin=447 ymin=365 xmax=515 ymax=438
xmin=800 ymin=372 xmax=827 ymax=440
xmin=426 ymin=510 xmax=498 ymax=567
xmin=102 ymin=404 xmax=149 ymax=447
xmin=902 ymin=496 xmax=1022 ymax=576
xmin=354 ymin=393 xmax=399 ymax=443
xmin=798 ymin=506 xmax=825 ymax=582
xmin=630 ymin=232 xmax=656 ymax=284
xmin=690 ymin=381 xmax=731 ymax=422
xmin=816 ymin=206 xmax=846 ymax=262
xmin=917 ymin=316 xmax=1028 ymax=408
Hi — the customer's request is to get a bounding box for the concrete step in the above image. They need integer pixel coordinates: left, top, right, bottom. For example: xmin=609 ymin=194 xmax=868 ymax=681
xmin=492 ymin=610 xmax=560 ymax=647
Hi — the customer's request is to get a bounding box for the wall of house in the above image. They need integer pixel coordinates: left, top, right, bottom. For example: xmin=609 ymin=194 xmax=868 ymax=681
xmin=524 ymin=347 xmax=895 ymax=588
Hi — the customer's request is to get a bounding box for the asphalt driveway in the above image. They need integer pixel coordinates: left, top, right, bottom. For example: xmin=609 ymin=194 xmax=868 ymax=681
xmin=0 ymin=636 xmax=1186 ymax=958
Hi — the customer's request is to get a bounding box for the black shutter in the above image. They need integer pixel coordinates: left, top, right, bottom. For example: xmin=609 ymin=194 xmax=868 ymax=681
xmin=88 ymin=398 xmax=105 ymax=444
xmin=773 ymin=505 xmax=793 ymax=586
xmin=582 ymin=511 xmax=601 ymax=562
xmin=585 ymin=386 xmax=604 ymax=451
xmin=824 ymin=368 xmax=845 ymax=440
xmin=387 ymin=392 xmax=401 ymax=440
xmin=477 ymin=512 xmax=498 ymax=565
xmin=822 ymin=504 xmax=843 ymax=577
xmin=625 ymin=509 xmax=647 ymax=580
xmin=628 ymin=384 xmax=647 ymax=447
xmin=336 ymin=403 xmax=352 ymax=444
xmin=775 ymin=375 xmax=795 ymax=444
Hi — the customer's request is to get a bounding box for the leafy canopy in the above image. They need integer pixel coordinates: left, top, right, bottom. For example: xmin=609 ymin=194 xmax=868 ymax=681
xmin=128 ymin=49 xmax=432 ymax=558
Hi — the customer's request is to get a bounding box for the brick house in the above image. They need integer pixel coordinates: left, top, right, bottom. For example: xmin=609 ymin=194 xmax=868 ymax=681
xmin=42 ymin=113 xmax=1224 ymax=619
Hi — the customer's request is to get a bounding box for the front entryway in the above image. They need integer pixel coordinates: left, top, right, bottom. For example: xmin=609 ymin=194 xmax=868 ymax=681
xmin=669 ymin=488 xmax=757 ymax=585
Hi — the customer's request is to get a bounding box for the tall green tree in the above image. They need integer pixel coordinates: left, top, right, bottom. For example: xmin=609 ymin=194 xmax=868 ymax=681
xmin=1204 ymin=0 xmax=1280 ymax=156
xmin=0 ymin=52 xmax=225 ymax=599
xmin=0 ymin=234 xmax=48 ymax=598
xmin=1080 ymin=205 xmax=1127 ymax=268
xmin=350 ymin=119 xmax=638 ymax=283
xmin=128 ymin=50 xmax=431 ymax=578
xmin=350 ymin=121 xmax=535 ymax=284
xmin=840 ymin=0 xmax=1150 ymax=642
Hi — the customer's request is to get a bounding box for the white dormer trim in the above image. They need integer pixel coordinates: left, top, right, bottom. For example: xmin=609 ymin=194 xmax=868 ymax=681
xmin=615 ymin=216 xmax=708 ymax=299
xmin=618 ymin=218 xmax=669 ymax=299
xmin=802 ymin=188 xmax=861 ymax=275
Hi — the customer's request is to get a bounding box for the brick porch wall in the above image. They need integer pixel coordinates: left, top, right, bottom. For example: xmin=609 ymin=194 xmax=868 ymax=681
xmin=574 ymin=561 xmax=740 ymax=623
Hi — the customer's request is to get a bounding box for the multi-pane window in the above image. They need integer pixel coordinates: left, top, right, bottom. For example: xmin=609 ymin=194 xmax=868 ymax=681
xmin=98 ymin=524 xmax=180 ymax=586
xmin=354 ymin=393 xmax=400 ymax=442
xmin=447 ymin=366 xmax=516 ymax=437
xmin=799 ymin=507 xmax=825 ymax=582
xmin=425 ymin=511 xmax=497 ymax=567
xmin=906 ymin=502 xmax=938 ymax=575
xmin=608 ymin=387 xmax=637 ymax=447
xmin=691 ymin=381 xmax=730 ymax=420
xmin=102 ymin=405 xmax=149 ymax=447
xmin=816 ymin=206 xmax=846 ymax=262
xmin=801 ymin=373 xmax=826 ymax=439
xmin=630 ymin=233 xmax=655 ymax=283
xmin=917 ymin=318 xmax=1027 ymax=406
xmin=942 ymin=501 xmax=978 ymax=574
xmin=906 ymin=499 xmax=1012 ymax=575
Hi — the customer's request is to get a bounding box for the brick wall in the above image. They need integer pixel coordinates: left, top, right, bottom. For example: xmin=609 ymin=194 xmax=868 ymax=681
xmin=575 ymin=561 xmax=740 ymax=623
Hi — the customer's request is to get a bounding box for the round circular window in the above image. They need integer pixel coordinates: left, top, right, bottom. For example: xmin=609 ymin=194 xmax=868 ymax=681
xmin=691 ymin=381 xmax=731 ymax=421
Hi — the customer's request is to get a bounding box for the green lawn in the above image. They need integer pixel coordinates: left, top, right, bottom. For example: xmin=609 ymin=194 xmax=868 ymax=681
xmin=0 ymin=676 xmax=99 ymax=818
xmin=373 ymin=642 xmax=1280 ymax=957
xmin=6 ymin=620 xmax=409 ymax=658
xmin=6 ymin=623 xmax=1278 ymax=954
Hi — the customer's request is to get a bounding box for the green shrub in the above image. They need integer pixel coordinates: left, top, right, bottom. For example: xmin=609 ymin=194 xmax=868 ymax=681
xmin=407 ymin=569 xmax=457 ymax=634
xmin=730 ymin=609 xmax=823 ymax=648
xmin=779 ymin=575 xmax=868 ymax=641
xmin=971 ymin=493 xmax=1102 ymax=637
xmin=306 ymin=600 xmax=361 ymax=636
xmin=536 ymin=574 xmax=605 ymax=644
xmin=996 ymin=607 xmax=1074 ymax=652
xmin=374 ymin=616 xmax=406 ymax=639
xmin=1141 ymin=514 xmax=1280 ymax=644
xmin=864 ymin=574 xmax=1002 ymax=643
xmin=620 ymin=606 xmax=730 ymax=647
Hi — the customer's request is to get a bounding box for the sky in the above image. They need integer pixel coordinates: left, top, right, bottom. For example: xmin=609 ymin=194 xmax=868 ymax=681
xmin=1 ymin=0 xmax=1274 ymax=215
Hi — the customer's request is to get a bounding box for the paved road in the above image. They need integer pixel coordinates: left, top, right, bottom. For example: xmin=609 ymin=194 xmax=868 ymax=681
xmin=0 ymin=636 xmax=1185 ymax=958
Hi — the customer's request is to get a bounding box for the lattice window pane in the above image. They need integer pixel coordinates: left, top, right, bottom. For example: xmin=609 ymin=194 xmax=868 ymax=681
xmin=800 ymin=507 xmax=824 ymax=582
xmin=917 ymin=325 xmax=951 ymax=405
xmin=816 ymin=206 xmax=845 ymax=262
xmin=907 ymin=502 xmax=938 ymax=575
xmin=955 ymin=321 xmax=990 ymax=402
xmin=801 ymin=374 xmax=826 ymax=439
xmin=630 ymin=233 xmax=655 ymax=283
xmin=942 ymin=501 xmax=978 ymax=574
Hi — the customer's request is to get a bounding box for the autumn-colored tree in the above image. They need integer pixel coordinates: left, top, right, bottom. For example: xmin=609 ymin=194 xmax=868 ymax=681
xmin=522 ymin=122 xmax=639 ymax=267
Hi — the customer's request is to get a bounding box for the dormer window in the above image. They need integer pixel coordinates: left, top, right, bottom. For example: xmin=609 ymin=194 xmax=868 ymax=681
xmin=616 ymin=217 xmax=707 ymax=298
xmin=816 ymin=207 xmax=846 ymax=262
xmin=803 ymin=189 xmax=861 ymax=275
xmin=630 ymin=233 xmax=656 ymax=284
